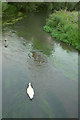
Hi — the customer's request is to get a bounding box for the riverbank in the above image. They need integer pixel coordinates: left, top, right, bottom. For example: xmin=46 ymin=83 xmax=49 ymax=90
xmin=43 ymin=10 xmax=79 ymax=50
xmin=3 ymin=15 xmax=25 ymax=27
xmin=2 ymin=3 xmax=25 ymax=27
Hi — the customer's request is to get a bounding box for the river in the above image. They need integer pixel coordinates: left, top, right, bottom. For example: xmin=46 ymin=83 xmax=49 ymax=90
xmin=2 ymin=11 xmax=78 ymax=118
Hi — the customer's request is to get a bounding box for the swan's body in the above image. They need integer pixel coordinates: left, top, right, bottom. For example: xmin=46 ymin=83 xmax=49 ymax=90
xmin=27 ymin=83 xmax=34 ymax=100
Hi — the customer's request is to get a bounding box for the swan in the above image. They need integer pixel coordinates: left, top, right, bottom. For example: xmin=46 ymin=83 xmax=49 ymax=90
xmin=27 ymin=82 xmax=34 ymax=100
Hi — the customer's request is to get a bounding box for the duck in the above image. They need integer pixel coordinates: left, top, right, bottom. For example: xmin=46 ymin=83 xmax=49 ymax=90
xmin=27 ymin=82 xmax=34 ymax=100
xmin=4 ymin=38 xmax=8 ymax=47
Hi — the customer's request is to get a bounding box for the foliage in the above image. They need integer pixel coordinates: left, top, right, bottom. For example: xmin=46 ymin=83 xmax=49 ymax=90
xmin=2 ymin=2 xmax=79 ymax=15
xmin=2 ymin=3 xmax=17 ymax=18
xmin=43 ymin=10 xmax=79 ymax=50
xmin=43 ymin=26 xmax=52 ymax=33
xmin=2 ymin=2 xmax=79 ymax=26
xmin=2 ymin=2 xmax=24 ymax=27
xmin=2 ymin=2 xmax=79 ymax=50
xmin=2 ymin=2 xmax=8 ymax=12
xmin=12 ymin=2 xmax=38 ymax=12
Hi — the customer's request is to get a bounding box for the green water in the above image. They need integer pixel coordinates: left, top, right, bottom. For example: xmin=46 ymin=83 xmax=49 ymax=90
xmin=2 ymin=11 xmax=78 ymax=118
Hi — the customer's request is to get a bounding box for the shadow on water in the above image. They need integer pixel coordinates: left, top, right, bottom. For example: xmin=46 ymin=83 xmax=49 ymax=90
xmin=2 ymin=10 xmax=78 ymax=118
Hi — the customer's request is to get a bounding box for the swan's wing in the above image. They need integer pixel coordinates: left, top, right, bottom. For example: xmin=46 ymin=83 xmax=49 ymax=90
xmin=29 ymin=87 xmax=34 ymax=96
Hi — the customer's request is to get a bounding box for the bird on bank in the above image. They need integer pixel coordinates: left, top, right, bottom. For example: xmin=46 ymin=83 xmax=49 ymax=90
xmin=27 ymin=82 xmax=34 ymax=100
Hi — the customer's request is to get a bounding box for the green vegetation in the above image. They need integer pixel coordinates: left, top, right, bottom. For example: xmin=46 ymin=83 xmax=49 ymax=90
xmin=2 ymin=2 xmax=80 ymax=50
xmin=44 ymin=10 xmax=79 ymax=50
xmin=2 ymin=3 xmax=25 ymax=27
xmin=2 ymin=2 xmax=79 ymax=27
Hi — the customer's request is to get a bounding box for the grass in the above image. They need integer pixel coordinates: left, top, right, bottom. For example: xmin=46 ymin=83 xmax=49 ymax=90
xmin=2 ymin=3 xmax=26 ymax=27
xmin=43 ymin=10 xmax=79 ymax=50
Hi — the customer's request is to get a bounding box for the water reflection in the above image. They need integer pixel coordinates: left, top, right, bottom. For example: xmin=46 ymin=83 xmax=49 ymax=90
xmin=33 ymin=38 xmax=53 ymax=56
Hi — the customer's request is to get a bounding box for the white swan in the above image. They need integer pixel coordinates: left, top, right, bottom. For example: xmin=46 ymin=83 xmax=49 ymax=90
xmin=27 ymin=82 xmax=34 ymax=100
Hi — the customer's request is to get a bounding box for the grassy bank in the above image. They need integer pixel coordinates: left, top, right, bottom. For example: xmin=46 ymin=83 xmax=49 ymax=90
xmin=43 ymin=10 xmax=79 ymax=50
xmin=2 ymin=3 xmax=25 ymax=27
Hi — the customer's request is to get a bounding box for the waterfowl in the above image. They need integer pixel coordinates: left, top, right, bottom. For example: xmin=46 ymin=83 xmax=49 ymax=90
xmin=27 ymin=82 xmax=34 ymax=100
xmin=4 ymin=38 xmax=8 ymax=47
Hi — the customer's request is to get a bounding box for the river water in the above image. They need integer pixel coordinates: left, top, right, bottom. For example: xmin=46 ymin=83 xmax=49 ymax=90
xmin=2 ymin=11 xmax=78 ymax=118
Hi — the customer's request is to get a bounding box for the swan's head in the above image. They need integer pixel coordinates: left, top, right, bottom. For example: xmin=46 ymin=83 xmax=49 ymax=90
xmin=29 ymin=82 xmax=31 ymax=86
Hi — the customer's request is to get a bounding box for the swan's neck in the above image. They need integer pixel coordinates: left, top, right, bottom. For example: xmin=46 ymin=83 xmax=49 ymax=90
xmin=29 ymin=83 xmax=31 ymax=86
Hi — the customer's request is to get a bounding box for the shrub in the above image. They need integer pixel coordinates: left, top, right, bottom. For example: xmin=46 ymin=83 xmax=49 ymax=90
xmin=44 ymin=10 xmax=79 ymax=50
xmin=43 ymin=25 xmax=52 ymax=33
